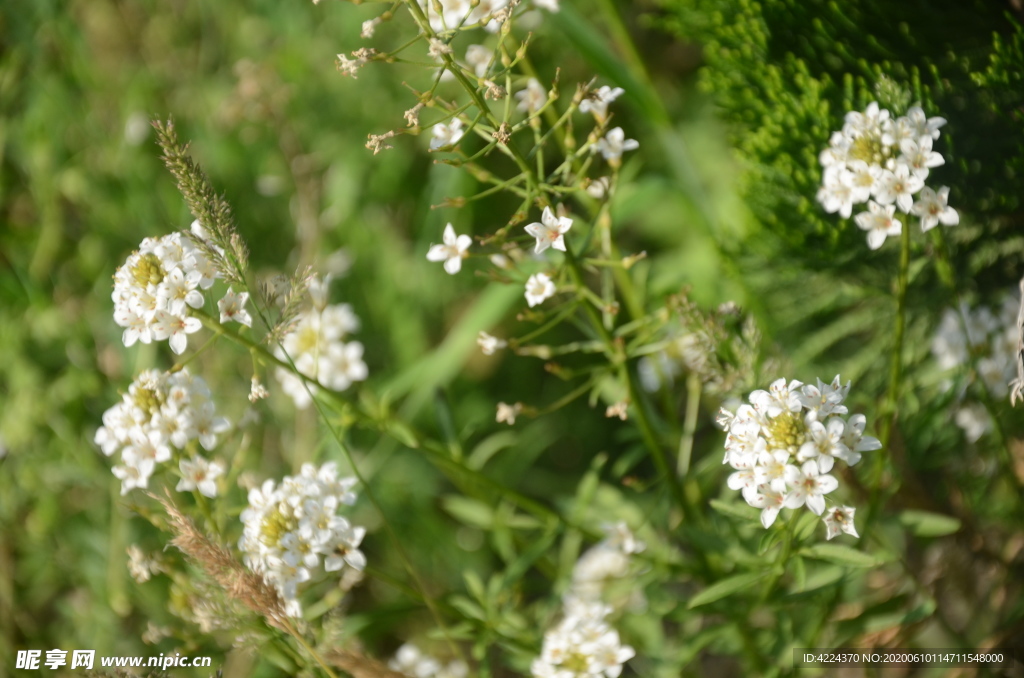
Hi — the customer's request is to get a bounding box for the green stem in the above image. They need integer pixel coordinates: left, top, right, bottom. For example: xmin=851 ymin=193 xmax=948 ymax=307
xmin=562 ymin=243 xmax=691 ymax=519
xmin=677 ymin=373 xmax=702 ymax=476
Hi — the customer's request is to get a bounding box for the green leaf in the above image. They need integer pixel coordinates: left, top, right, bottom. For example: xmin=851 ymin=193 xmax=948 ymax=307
xmin=442 ymin=495 xmax=494 ymax=529
xmin=709 ymin=498 xmax=759 ymax=522
xmin=688 ymin=571 xmax=765 ymax=608
xmin=897 ymin=510 xmax=961 ymax=537
xmin=801 ymin=543 xmax=882 ymax=568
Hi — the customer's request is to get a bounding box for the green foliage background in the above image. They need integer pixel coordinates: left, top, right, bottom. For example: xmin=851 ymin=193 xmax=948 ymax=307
xmin=1 ymin=0 xmax=1023 ymax=675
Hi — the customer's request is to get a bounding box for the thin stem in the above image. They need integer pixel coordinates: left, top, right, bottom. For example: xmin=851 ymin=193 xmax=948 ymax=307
xmin=281 ymin=619 xmax=340 ymax=678
xmin=562 ymin=243 xmax=690 ymax=518
xmin=677 ymin=373 xmax=702 ymax=476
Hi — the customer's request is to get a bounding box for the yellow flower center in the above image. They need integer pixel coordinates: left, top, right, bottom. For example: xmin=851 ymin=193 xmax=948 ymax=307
xmin=764 ymin=411 xmax=808 ymax=450
xmin=130 ymin=253 xmax=166 ymax=287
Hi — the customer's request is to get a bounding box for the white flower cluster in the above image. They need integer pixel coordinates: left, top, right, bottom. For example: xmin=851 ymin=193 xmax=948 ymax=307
xmin=388 ymin=644 xmax=468 ymax=678
xmin=274 ymin=302 xmax=367 ymax=409
xmin=238 ymin=462 xmax=366 ymax=617
xmin=717 ymin=376 xmax=880 ymax=535
xmin=817 ymin=102 xmax=958 ymax=249
xmin=931 ymin=293 xmax=1020 ymax=441
xmin=113 ymin=222 xmax=243 ymax=355
xmin=531 ymin=523 xmax=639 ymax=678
xmin=94 ymin=368 xmax=229 ymax=496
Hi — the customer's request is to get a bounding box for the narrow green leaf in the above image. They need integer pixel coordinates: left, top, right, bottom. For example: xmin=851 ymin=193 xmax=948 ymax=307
xmin=688 ymin=571 xmax=765 ymax=608
xmin=709 ymin=498 xmax=759 ymax=522
xmin=442 ymin=495 xmax=494 ymax=529
xmin=897 ymin=510 xmax=961 ymax=537
xmin=801 ymin=543 xmax=881 ymax=568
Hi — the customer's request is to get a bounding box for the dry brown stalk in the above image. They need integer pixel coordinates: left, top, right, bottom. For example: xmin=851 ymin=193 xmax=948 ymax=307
xmin=151 ymin=491 xmax=290 ymax=632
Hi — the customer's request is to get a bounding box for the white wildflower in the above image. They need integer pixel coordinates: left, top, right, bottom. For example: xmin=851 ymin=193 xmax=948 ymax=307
xmin=429 ymin=118 xmax=465 ymax=151
xmin=477 ymin=331 xmax=507 ymax=356
xmin=426 ymin=223 xmax=472 ymax=275
xmin=524 ymin=206 xmax=573 ymax=254
xmin=525 ymin=272 xmax=556 ymax=307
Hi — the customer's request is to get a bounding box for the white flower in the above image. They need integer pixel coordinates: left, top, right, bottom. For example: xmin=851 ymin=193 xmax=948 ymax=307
xmin=873 ymin=163 xmax=924 ymax=213
xmin=903 ymin=106 xmax=946 ymax=140
xmin=465 ymin=44 xmax=492 ymax=77
xmin=783 ymin=460 xmax=838 ymax=515
xmin=796 ymin=417 xmax=848 ymax=473
xmin=579 ymin=85 xmax=625 ymax=123
xmin=746 ymin=484 xmax=787 ymax=528
xmin=477 ymin=331 xmax=507 ymax=355
xmin=911 ymin=186 xmax=958 ymax=232
xmin=426 ymin=223 xmax=472 ymax=275
xmin=524 ymin=206 xmax=573 ymax=253
xmin=96 ymin=369 xmax=229 ymax=494
xmin=218 ymin=287 xmax=252 ymax=327
xmin=721 ymin=375 xmax=875 ymax=537
xmin=113 ymin=458 xmax=155 ymax=496
xmin=840 ymin=413 xmax=881 ymax=457
xmin=586 ymin=176 xmax=611 ymax=198
xmin=822 ymin=505 xmax=859 ymax=540
xmin=816 ymin=167 xmax=857 ymax=218
xmin=317 ymin=341 xmax=369 ymax=391
xmin=496 ymin=402 xmax=522 ymax=425
xmin=151 ymin=310 xmax=203 ymax=355
xmin=515 ymin=78 xmax=548 ymax=113
xmin=429 ymin=118 xmax=464 ymax=151
xmin=525 ymin=273 xmax=556 ymax=307
xmin=238 ymin=463 xmax=364 ymax=616
xmin=176 ymin=456 xmax=223 ymax=498
xmin=534 ymin=0 xmax=559 ymax=10
xmin=854 ymin=200 xmax=902 ymax=250
xmin=595 ymin=127 xmax=639 ymax=162
xmin=898 ymin=136 xmax=944 ymax=178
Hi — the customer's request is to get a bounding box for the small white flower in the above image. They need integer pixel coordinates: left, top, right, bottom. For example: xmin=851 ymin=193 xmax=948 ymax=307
xmin=822 ymin=505 xmax=859 ymax=540
xmin=477 ymin=331 xmax=507 ymax=355
xmin=745 ymin=484 xmax=787 ymax=528
xmin=426 ymin=223 xmax=472 ymax=274
xmin=218 ymin=287 xmax=252 ymax=327
xmin=429 ymin=118 xmax=464 ymax=151
xmin=176 ymin=456 xmax=223 ymax=498
xmin=533 ymin=0 xmax=560 ymax=10
xmin=586 ymin=176 xmax=611 ymax=198
xmin=465 ymin=44 xmax=492 ymax=78
xmin=150 ymin=310 xmax=203 ymax=355
xmin=579 ymin=85 xmax=625 ymax=123
xmin=525 ymin=272 xmax=556 ymax=307
xmin=515 ymin=78 xmax=548 ymax=114
xmin=783 ymin=460 xmax=839 ymax=515
xmin=524 ymin=206 xmax=573 ymax=254
xmin=496 ymin=402 xmax=522 ymax=425
xmin=595 ymin=127 xmax=639 ymax=162
xmin=898 ymin=136 xmax=944 ymax=178
xmin=911 ymin=186 xmax=958 ymax=232
xmin=874 ymin=163 xmax=924 ymax=213
xmin=854 ymin=200 xmax=902 ymax=250
xmin=817 ymin=167 xmax=857 ymax=218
